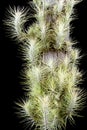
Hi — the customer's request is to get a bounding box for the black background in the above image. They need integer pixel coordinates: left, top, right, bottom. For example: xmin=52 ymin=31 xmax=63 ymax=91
xmin=1 ymin=0 xmax=87 ymax=130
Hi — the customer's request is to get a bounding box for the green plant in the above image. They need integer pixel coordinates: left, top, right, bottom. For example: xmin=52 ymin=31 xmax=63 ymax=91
xmin=5 ymin=0 xmax=86 ymax=130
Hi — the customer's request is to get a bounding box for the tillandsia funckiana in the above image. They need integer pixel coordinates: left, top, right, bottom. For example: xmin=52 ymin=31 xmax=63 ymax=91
xmin=5 ymin=0 xmax=87 ymax=130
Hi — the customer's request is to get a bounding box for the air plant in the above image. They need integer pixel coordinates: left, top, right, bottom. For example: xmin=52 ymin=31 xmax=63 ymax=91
xmin=5 ymin=0 xmax=86 ymax=130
